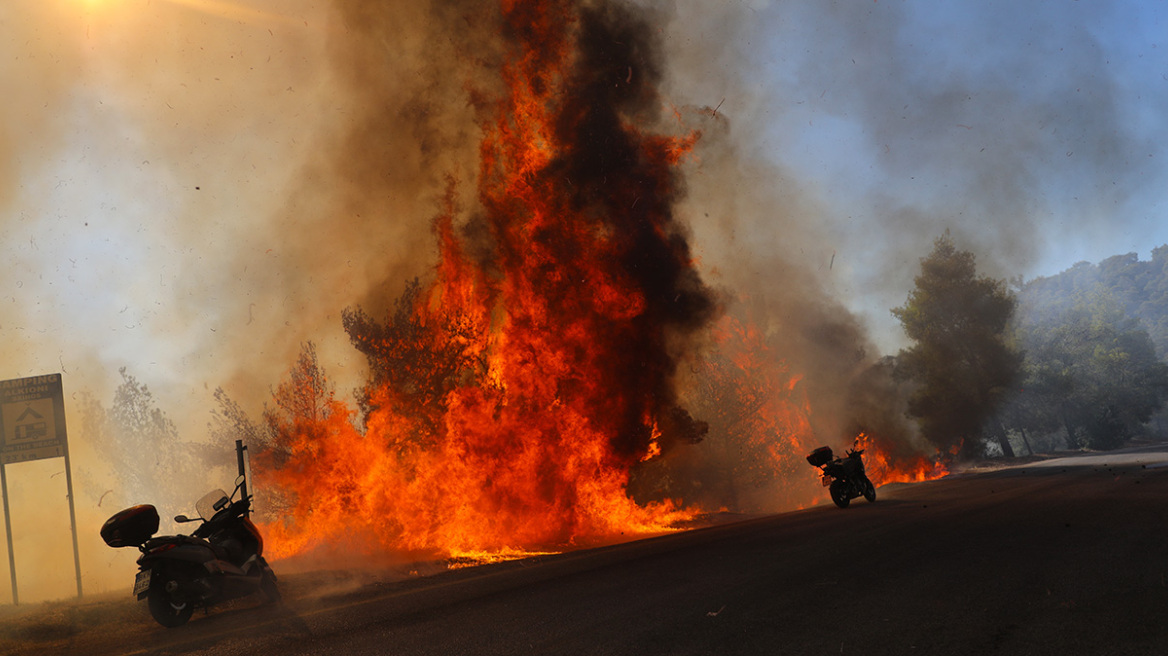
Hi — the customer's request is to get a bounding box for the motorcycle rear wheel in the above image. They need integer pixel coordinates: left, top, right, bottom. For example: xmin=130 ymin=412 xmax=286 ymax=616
xmin=147 ymin=580 xmax=194 ymax=628
xmin=829 ymin=481 xmax=851 ymax=508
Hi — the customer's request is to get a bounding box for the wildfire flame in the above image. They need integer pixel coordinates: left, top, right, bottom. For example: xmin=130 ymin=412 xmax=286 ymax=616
xmin=256 ymin=0 xmax=714 ymax=562
xmin=853 ymin=433 xmax=951 ymax=485
xmin=250 ymin=1 xmax=955 ymax=565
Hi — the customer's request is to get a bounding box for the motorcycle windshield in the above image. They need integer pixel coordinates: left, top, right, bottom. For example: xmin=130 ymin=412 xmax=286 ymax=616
xmin=195 ymin=489 xmax=230 ymax=521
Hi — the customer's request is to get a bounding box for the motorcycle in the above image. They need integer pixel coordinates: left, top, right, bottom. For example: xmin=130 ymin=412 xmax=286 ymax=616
xmin=100 ymin=473 xmax=280 ymax=627
xmin=806 ymin=445 xmax=877 ymax=509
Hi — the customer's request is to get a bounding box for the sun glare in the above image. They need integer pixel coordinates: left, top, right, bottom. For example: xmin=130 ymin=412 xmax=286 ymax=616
xmin=72 ymin=0 xmax=301 ymax=28
xmin=166 ymin=0 xmax=303 ymax=26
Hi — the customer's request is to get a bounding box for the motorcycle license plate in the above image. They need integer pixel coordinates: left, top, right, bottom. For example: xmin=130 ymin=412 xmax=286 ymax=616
xmin=133 ymin=569 xmax=151 ymax=596
xmin=821 ymin=477 xmax=831 ymax=487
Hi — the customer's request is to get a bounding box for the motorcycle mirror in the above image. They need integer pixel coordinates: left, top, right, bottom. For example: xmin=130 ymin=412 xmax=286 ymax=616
xmin=229 ymin=474 xmax=247 ymax=502
xmin=174 ymin=514 xmax=195 ymax=523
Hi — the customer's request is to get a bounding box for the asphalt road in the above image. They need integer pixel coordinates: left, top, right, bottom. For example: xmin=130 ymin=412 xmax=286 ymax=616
xmin=4 ymin=446 xmax=1168 ymax=655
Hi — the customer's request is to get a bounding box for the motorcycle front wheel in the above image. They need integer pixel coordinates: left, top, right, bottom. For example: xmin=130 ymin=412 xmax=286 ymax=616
xmin=862 ymin=477 xmax=877 ymax=503
xmin=829 ymin=480 xmax=851 ymax=508
xmin=147 ymin=580 xmax=194 ymax=628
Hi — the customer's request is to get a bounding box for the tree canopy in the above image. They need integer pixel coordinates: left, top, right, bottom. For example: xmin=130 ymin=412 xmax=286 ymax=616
xmin=341 ymin=278 xmax=486 ymax=448
xmin=1018 ymin=245 xmax=1168 ymax=357
xmin=82 ymin=368 xmax=211 ymax=509
xmin=892 ymin=233 xmax=1022 ymax=458
xmin=1009 ymin=282 xmax=1168 ymax=450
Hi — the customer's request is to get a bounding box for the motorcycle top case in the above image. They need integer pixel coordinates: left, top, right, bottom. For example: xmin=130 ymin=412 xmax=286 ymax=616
xmin=101 ymin=504 xmax=160 ymax=548
xmin=806 ymin=446 xmax=834 ymax=468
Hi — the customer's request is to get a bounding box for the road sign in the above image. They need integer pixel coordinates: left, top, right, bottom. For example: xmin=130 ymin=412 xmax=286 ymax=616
xmin=0 ymin=374 xmax=67 ymax=465
xmin=0 ymin=373 xmax=81 ymax=603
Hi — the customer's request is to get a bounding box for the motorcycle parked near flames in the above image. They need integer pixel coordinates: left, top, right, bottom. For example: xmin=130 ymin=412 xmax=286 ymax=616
xmin=101 ymin=473 xmax=280 ymax=627
xmin=806 ymin=446 xmax=877 ymax=508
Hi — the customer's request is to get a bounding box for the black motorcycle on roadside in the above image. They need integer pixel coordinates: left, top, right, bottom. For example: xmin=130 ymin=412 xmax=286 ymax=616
xmin=806 ymin=445 xmax=877 ymax=509
xmin=101 ymin=459 xmax=279 ymax=627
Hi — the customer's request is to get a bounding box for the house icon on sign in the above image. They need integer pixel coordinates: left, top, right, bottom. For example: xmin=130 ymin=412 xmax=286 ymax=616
xmin=13 ymin=405 xmax=48 ymax=442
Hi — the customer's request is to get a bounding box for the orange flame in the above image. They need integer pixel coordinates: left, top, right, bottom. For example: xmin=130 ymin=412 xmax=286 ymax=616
xmin=250 ymin=1 xmax=955 ymax=566
xmin=670 ymin=314 xmax=828 ymax=513
xmin=853 ymin=433 xmax=951 ymax=485
xmin=256 ymin=1 xmax=707 ymax=562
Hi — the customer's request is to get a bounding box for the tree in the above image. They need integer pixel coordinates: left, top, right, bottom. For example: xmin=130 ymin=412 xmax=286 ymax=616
xmin=892 ymin=233 xmax=1022 ymax=458
xmin=342 ymin=278 xmax=486 ymax=448
xmin=211 ymin=341 xmax=338 ymax=463
xmin=82 ymin=368 xmax=199 ymax=509
xmin=263 ymin=341 xmax=334 ymax=440
xmin=1011 ymin=295 xmax=1168 ymax=449
xmin=1017 ymin=245 xmax=1168 ymax=357
xmin=210 ymin=341 xmax=341 ymax=520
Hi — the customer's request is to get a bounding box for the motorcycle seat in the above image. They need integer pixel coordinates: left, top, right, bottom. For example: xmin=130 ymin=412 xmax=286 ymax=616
xmin=143 ymin=535 xmax=206 ymax=550
xmin=143 ymin=535 xmax=233 ymax=562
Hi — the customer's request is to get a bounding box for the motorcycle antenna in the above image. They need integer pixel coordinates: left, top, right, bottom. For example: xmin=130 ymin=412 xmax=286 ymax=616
xmin=235 ymin=439 xmax=250 ymax=516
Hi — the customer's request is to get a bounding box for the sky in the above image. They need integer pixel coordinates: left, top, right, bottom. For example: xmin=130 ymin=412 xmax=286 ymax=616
xmin=656 ymin=0 xmax=1168 ymax=348
xmin=2 ymin=0 xmax=1168 ymax=600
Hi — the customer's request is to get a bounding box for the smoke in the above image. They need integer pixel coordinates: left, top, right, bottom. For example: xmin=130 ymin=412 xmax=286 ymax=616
xmin=6 ymin=0 xmax=1167 ymax=598
xmin=1 ymin=0 xmax=337 ymax=603
xmin=642 ymin=0 xmax=1168 ymax=453
xmin=651 ymin=0 xmax=1168 ymax=350
xmin=2 ymin=2 xmax=492 ymax=415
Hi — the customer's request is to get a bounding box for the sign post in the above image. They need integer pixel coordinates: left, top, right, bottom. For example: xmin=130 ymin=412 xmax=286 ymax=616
xmin=0 ymin=373 xmax=82 ymax=604
xmin=0 ymin=462 xmax=15 ymax=605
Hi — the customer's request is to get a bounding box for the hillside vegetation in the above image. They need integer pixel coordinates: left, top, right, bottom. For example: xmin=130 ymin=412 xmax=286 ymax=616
xmin=1007 ymin=246 xmax=1168 ymax=451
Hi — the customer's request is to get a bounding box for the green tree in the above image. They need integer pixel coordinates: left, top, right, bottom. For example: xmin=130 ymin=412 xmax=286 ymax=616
xmin=1018 ymin=245 xmax=1168 ymax=357
xmin=892 ymin=233 xmax=1022 ymax=458
xmin=1012 ymin=296 xmax=1168 ymax=449
xmin=996 ymin=350 xmax=1066 ymax=454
